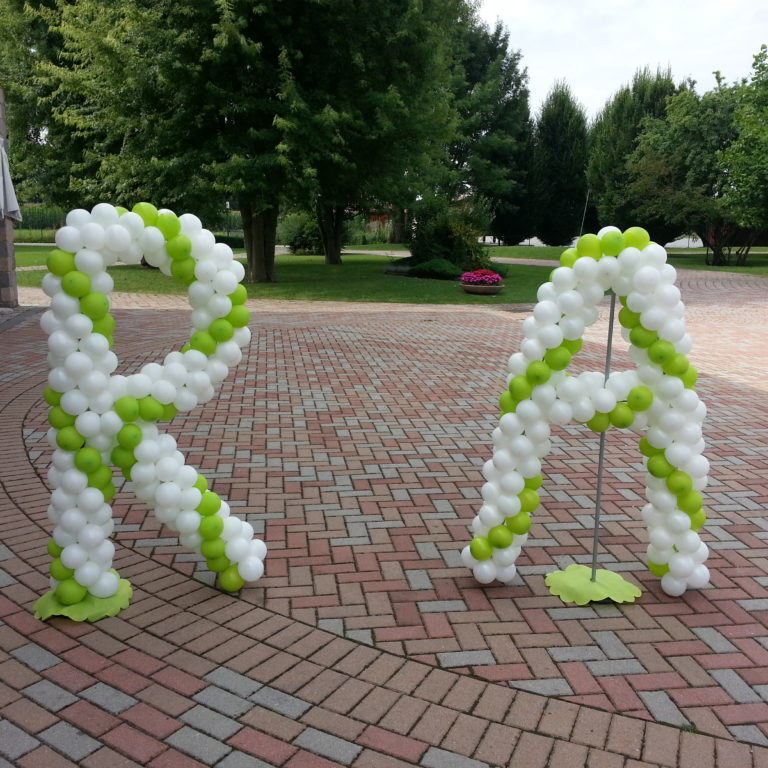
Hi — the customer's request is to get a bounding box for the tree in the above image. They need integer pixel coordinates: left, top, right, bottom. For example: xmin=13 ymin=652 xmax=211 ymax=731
xmin=587 ymin=68 xmax=679 ymax=241
xmin=275 ymin=0 xmax=458 ymax=264
xmin=445 ymin=16 xmax=533 ymax=244
xmin=531 ymin=82 xmax=588 ymax=246
xmin=627 ymin=79 xmax=745 ymax=265
xmin=722 ymin=46 xmax=768 ymax=234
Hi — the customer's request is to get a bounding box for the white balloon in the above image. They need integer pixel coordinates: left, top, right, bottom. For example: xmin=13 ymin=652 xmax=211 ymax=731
xmin=238 ymin=557 xmax=264 ymax=582
xmin=55 ymin=226 xmax=82 ymax=252
xmin=61 ymin=543 xmax=88 ymax=569
xmin=660 ymin=573 xmax=687 ymax=597
xmin=472 ymin=561 xmax=497 ymax=584
xmin=90 ymin=570 xmax=119 ymax=598
xmin=74 ymin=562 xmax=102 ymax=587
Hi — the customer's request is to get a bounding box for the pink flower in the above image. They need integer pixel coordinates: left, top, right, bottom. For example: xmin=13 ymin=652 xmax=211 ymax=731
xmin=461 ymin=269 xmax=503 ymax=285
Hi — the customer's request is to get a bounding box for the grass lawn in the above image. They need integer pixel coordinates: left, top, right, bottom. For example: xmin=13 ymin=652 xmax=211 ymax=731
xmin=16 ymin=251 xmax=551 ymax=304
xmin=13 ymin=245 xmax=52 ymax=267
xmin=345 ymin=242 xmax=410 ymax=252
xmin=488 ymin=245 xmax=563 ymax=261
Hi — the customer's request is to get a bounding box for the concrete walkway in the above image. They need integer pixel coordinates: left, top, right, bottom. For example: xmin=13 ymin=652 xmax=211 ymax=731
xmin=0 ymin=267 xmax=767 ymax=767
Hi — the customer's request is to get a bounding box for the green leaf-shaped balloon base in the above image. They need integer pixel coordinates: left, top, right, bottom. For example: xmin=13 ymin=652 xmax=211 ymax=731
xmin=34 ymin=578 xmax=133 ymax=622
xmin=545 ymin=564 xmax=641 ymax=606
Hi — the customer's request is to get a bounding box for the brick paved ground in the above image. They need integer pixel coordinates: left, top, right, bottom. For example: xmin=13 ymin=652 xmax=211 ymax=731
xmin=1 ymin=267 xmax=767 ymax=766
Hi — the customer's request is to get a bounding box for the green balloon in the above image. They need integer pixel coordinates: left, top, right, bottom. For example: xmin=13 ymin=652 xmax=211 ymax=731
xmin=111 ymin=446 xmax=136 ymax=471
xmin=50 ymin=558 xmax=74 ymax=581
xmin=623 ymin=226 xmax=650 ymax=250
xmin=618 ymin=307 xmax=641 ymax=329
xmin=587 ymin=412 xmax=611 ymax=432
xmin=209 ymin=319 xmax=234 ymax=342
xmin=156 ymin=212 xmax=181 ymax=240
xmin=132 ymin=202 xmax=158 ymax=227
xmin=116 ymin=206 xmax=128 ymax=216
xmin=629 ymin=326 xmax=658 ymax=348
xmin=199 ymin=515 xmax=224 ymax=540
xmin=138 ymin=396 xmax=164 ymax=422
xmin=161 ymin=403 xmax=178 ymax=420
xmin=49 ymin=406 xmax=75 ymax=429
xmin=219 ymin=565 xmax=245 ymax=592
xmin=470 ymin=536 xmax=493 ymax=561
xmin=678 ymin=490 xmax=703 ymax=515
xmin=508 ymin=375 xmax=532 ymax=401
xmin=638 ymin=436 xmax=663 ymax=458
xmin=193 ymin=475 xmax=208 ymax=492
xmin=92 ymin=313 xmax=116 ymax=337
xmin=648 ymin=340 xmax=676 ymax=366
xmin=190 ymin=331 xmax=217 ymax=356
xmin=499 ymin=391 xmax=516 ymax=413
xmin=171 ymin=257 xmax=196 ymax=284
xmin=647 ymin=454 xmax=674 ymax=478
xmin=562 ymin=338 xmax=582 ymax=355
xmin=47 ymin=539 xmax=63 ymax=558
xmin=648 ymin=560 xmax=669 ymax=577
xmin=207 ymin=556 xmax=231 ymax=573
xmin=576 ymin=233 xmax=601 ymax=260
xmin=689 ymin=507 xmax=706 ymax=530
xmin=544 ymin=346 xmax=571 ymax=371
xmin=44 ymin=386 xmax=62 ymax=407
xmin=609 ymin=403 xmax=634 ymax=429
xmin=201 ymin=538 xmax=226 ymax=559
xmin=526 ymin=361 xmax=551 ymax=386
xmin=118 ymin=424 xmax=143 ymax=449
xmin=88 ymin=464 xmax=113 ymax=489
xmin=61 ymin=270 xmax=91 ymax=298
xmin=663 ymin=353 xmax=689 ymax=377
xmin=488 ymin=525 xmax=514 ymax=549
xmin=74 ymin=447 xmax=102 ymax=474
xmin=519 ymin=488 xmax=540 ymax=513
xmin=666 ymin=470 xmax=693 ymax=495
xmin=229 ymin=284 xmax=247 ymax=305
xmin=102 ymin=481 xmax=116 ymax=501
xmin=681 ymin=365 xmax=698 ymax=389
xmin=227 ymin=305 xmax=250 ymax=328
xmin=55 ymin=578 xmax=88 ymax=605
xmin=166 ymin=234 xmax=192 ymax=261
xmin=559 ymin=248 xmax=578 ymax=268
xmin=505 ymin=511 xmax=531 ymax=535
xmin=57 ymin=426 xmax=85 ymax=451
xmin=47 ymin=249 xmax=76 ymax=277
xmin=600 ymin=231 xmax=625 ymax=256
xmin=196 ymin=491 xmax=222 ymax=517
xmin=80 ymin=292 xmax=110 ymax=320
xmin=114 ymin=396 xmax=140 ymax=422
xmin=627 ymin=385 xmax=653 ymax=411
xmin=525 ymin=474 xmax=543 ymax=490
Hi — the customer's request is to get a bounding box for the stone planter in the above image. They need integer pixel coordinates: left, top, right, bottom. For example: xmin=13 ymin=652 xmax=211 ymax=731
xmin=460 ymin=282 xmax=504 ymax=295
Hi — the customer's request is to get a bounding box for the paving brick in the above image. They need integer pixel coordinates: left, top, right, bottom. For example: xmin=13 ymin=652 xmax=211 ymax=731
xmin=166 ymin=725 xmax=233 ymax=763
xmin=81 ymin=682 xmax=138 ymax=714
xmin=121 ymin=702 xmax=183 ymax=739
xmin=1 ymin=696 xmax=59 ymax=732
xmin=508 ymin=731 xmax=554 ymax=768
xmin=10 ymin=642 xmax=61 ymax=671
xmin=38 ymin=721 xmax=100 ymax=761
xmin=101 ymin=723 xmax=167 ymax=763
xmin=228 ymin=726 xmax=298 ymax=764
xmin=420 ymin=746 xmax=489 ymax=768
xmin=59 ymin=700 xmax=121 ymax=738
xmin=193 ymin=685 xmax=253 ymax=717
xmin=0 ymin=718 xmax=39 ymax=760
xmin=205 ymin=667 xmax=263 ymax=698
xmin=249 ymin=685 xmax=311 ymax=718
xmin=181 ymin=704 xmax=242 ymax=740
xmin=217 ymin=751 xmax=277 ymax=768
xmin=294 ymin=727 xmax=363 ymax=765
xmin=22 ymin=680 xmax=78 ymax=712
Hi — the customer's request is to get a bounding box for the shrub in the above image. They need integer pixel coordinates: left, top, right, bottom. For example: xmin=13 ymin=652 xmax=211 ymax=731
xmin=409 ymin=258 xmax=462 ymax=280
xmin=278 ymin=212 xmax=325 ymax=254
xmin=410 ymin=195 xmax=491 ymax=270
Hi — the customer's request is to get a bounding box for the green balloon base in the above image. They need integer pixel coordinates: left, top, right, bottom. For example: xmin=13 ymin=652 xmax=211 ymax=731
xmin=33 ymin=578 xmax=133 ymax=622
xmin=545 ymin=564 xmax=641 ymax=606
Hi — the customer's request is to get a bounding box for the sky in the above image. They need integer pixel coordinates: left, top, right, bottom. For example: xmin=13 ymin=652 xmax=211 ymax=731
xmin=478 ymin=0 xmax=768 ymax=119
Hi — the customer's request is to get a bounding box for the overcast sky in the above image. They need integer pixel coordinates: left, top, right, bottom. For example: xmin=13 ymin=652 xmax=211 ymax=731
xmin=478 ymin=0 xmax=768 ymax=120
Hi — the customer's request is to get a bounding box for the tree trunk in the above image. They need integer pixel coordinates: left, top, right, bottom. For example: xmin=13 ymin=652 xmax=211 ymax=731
xmin=241 ymin=196 xmax=278 ymax=282
xmin=389 ymin=206 xmax=408 ymax=244
xmin=316 ymin=203 xmax=344 ymax=265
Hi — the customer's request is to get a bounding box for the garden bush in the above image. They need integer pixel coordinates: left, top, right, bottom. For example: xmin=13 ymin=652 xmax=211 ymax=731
xmin=409 ymin=258 xmax=462 ymax=280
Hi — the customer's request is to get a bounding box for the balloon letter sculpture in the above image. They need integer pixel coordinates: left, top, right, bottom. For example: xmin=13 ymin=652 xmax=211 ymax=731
xmin=461 ymin=227 xmax=710 ymax=602
xmin=35 ymin=203 xmax=267 ymax=622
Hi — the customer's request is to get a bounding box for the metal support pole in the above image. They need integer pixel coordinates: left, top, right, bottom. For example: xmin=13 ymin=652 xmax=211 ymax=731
xmin=590 ymin=292 xmax=616 ymax=582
